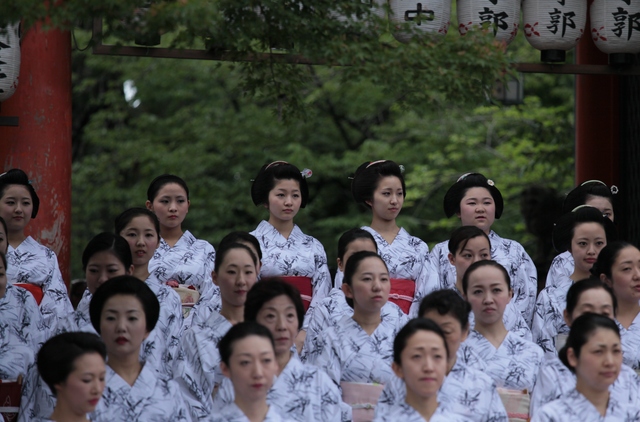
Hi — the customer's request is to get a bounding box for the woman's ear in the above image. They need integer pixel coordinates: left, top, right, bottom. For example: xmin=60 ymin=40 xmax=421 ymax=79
xmin=212 ymin=271 xmax=219 ymax=286
xmin=563 ymin=309 xmax=572 ymax=328
xmin=220 ymin=361 xmax=231 ymax=379
xmin=127 ymin=265 xmax=135 ymax=275
xmin=447 ymin=253 xmax=456 ymax=267
xmin=566 ymin=347 xmax=578 ymax=369
xmin=145 ymin=200 xmax=153 ymax=211
xmin=600 ymin=273 xmax=612 ymax=288
xmin=337 ymin=258 xmax=344 ymax=272
xmin=391 ymin=362 xmax=404 ymax=380
xmin=341 ymin=283 xmax=353 ymax=300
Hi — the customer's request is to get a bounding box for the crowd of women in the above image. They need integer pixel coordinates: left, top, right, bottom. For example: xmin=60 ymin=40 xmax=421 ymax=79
xmin=1 ymin=161 xmax=639 ymax=422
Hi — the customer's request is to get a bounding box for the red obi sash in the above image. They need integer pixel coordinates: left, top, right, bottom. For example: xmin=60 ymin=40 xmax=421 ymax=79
xmin=14 ymin=283 xmax=44 ymax=305
xmin=389 ymin=278 xmax=415 ymax=314
xmin=280 ymin=276 xmax=313 ymax=312
xmin=340 ymin=381 xmax=384 ymax=422
xmin=0 ymin=377 xmax=22 ymax=422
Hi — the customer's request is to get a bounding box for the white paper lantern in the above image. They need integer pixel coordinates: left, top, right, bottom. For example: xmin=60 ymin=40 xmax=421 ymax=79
xmin=522 ymin=0 xmax=587 ymax=62
xmin=591 ymin=0 xmax=640 ymax=64
xmin=390 ymin=0 xmax=451 ymax=43
xmin=0 ymin=23 xmax=20 ymax=103
xmin=457 ymin=0 xmax=521 ymax=45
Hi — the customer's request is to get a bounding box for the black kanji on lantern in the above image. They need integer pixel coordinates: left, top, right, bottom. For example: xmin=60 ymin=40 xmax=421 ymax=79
xmin=404 ymin=3 xmax=435 ymax=25
xmin=612 ymin=7 xmax=640 ymax=41
xmin=479 ymin=7 xmax=509 ymax=35
xmin=547 ymin=8 xmax=576 ymax=37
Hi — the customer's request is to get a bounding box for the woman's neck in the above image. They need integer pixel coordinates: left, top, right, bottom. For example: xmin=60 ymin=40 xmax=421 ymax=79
xmin=616 ymin=298 xmax=640 ymax=329
xmin=108 ymin=354 xmax=143 ymax=387
xmin=576 ymin=378 xmax=610 ymax=417
xmin=405 ymin=389 xmax=438 ymax=421
xmin=369 ymin=216 xmax=399 ymax=244
xmin=234 ymin=395 xmax=270 ymax=422
xmin=352 ymin=307 xmax=382 ymax=335
xmin=571 ymin=267 xmax=591 ymax=282
xmin=474 ymin=319 xmax=508 ymax=348
xmin=160 ymin=225 xmax=183 ymax=247
xmin=8 ymin=230 xmax=25 ymax=248
xmin=49 ymin=400 xmax=89 ymax=422
xmin=220 ymin=302 xmax=244 ymax=326
xmin=267 ymin=217 xmax=294 ymax=239
xmin=276 ymin=350 xmax=292 ymax=376
xmin=132 ymin=265 xmax=150 ymax=282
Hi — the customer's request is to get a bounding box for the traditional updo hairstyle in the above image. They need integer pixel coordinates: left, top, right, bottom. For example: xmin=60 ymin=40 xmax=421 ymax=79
xmin=89 ymin=275 xmax=160 ymax=334
xmin=558 ymin=312 xmax=620 ymax=373
xmin=461 ymin=260 xmax=511 ymax=296
xmin=218 ymin=231 xmax=263 ymax=261
xmin=443 ymin=173 xmax=503 ymax=219
xmin=590 ymin=241 xmax=636 ymax=282
xmin=81 ymin=232 xmax=133 ymax=272
xmin=0 ymin=169 xmax=40 ymax=218
xmin=250 ymin=161 xmax=309 ymax=208
xmin=351 ymin=160 xmax=405 ymax=208
xmin=337 ymin=228 xmax=378 ymax=262
xmin=447 ymin=225 xmax=491 ymax=255
xmin=342 ymin=250 xmax=388 ymax=308
xmin=147 ymin=174 xmax=190 ymax=202
xmin=565 ymin=278 xmax=617 ymax=318
xmin=244 ymin=278 xmax=306 ymax=330
xmin=418 ymin=289 xmax=472 ymax=332
xmin=218 ymin=321 xmax=276 ymax=367
xmin=214 ymin=242 xmax=258 ymax=273
xmin=393 ymin=317 xmax=449 ymax=366
xmin=37 ymin=332 xmax=107 ymax=397
xmin=552 ymin=205 xmax=617 ymax=254
xmin=563 ymin=180 xmax=617 ymax=215
xmin=114 ymin=207 xmax=161 ymax=237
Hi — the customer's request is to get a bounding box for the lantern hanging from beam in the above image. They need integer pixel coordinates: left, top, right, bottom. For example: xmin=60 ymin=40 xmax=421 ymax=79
xmin=0 ymin=23 xmax=20 ymax=103
xmin=457 ymin=0 xmax=521 ymax=45
xmin=390 ymin=0 xmax=452 ymax=43
xmin=522 ymin=0 xmax=587 ymax=63
xmin=591 ymin=0 xmax=640 ymax=65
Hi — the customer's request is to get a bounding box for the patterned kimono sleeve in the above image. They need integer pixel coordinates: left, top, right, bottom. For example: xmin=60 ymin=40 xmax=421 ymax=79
xmin=13 ymin=286 xmax=47 ymax=349
xmin=304 ymin=328 xmax=342 ymax=387
xmin=544 ymin=252 xmax=573 ymax=289
xmin=166 ymin=377 xmax=190 ymax=421
xmin=531 ymin=290 xmax=559 ymax=358
xmin=410 ymin=253 xmax=439 ymax=318
xmin=18 ymin=363 xmax=56 ymax=422
xmin=304 ymin=239 xmax=332 ymax=330
xmin=486 ymin=379 xmax=510 ymax=421
xmin=39 ymin=254 xmax=73 ymax=334
xmin=316 ymin=369 xmax=346 ymax=422
xmin=530 ymin=365 xmax=562 ymax=417
xmin=161 ymin=289 xmax=185 ymax=376
xmin=301 ymin=301 xmax=327 ymax=361
xmin=519 ymin=246 xmax=538 ymax=325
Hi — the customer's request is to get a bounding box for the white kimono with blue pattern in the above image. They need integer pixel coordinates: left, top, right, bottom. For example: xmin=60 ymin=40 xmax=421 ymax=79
xmin=0 ymin=283 xmax=45 ymax=350
xmin=531 ymin=274 xmax=572 ymax=359
xmin=6 ymin=236 xmax=73 ymax=333
xmin=617 ymin=312 xmax=640 ymax=370
xmin=530 ymin=355 xmax=640 ymax=416
xmin=531 ymin=388 xmax=640 ymax=422
xmin=0 ymin=326 xmax=34 ymax=381
xmin=544 ymin=251 xmax=573 ymax=288
xmin=430 ymin=231 xmax=537 ymax=324
xmin=91 ymin=364 xmax=188 ymax=422
xmin=208 ymin=403 xmax=296 ymax=422
xmin=251 ymin=221 xmax=332 ymax=328
xmin=362 ymin=226 xmax=439 ymax=317
xmin=463 ymin=330 xmax=544 ymax=391
xmin=373 ymin=401 xmax=471 ymax=422
xmin=213 ymin=352 xmax=347 ymax=421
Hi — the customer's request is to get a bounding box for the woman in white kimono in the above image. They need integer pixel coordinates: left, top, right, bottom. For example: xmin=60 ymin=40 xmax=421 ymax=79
xmin=0 ymin=169 xmax=73 ymax=333
xmin=545 ymin=180 xmax=617 ymax=289
xmin=447 ymin=226 xmax=531 ymax=340
xmin=145 ymin=174 xmax=216 ymax=300
xmin=174 ymin=241 xmax=259 ymax=420
xmin=214 ymin=278 xmax=346 ymax=421
xmin=591 ymin=242 xmax=640 ymax=371
xmin=34 ymin=332 xmax=107 ymax=422
xmin=249 ymin=161 xmax=331 ymax=345
xmin=376 ymin=289 xmax=509 ymax=422
xmin=305 ymin=251 xmax=409 ymax=420
xmin=532 ymin=313 xmax=639 ymax=421
xmin=532 ymin=206 xmax=616 ymax=358
xmin=88 ymin=276 xmax=188 ymax=421
xmin=530 ymin=278 xmax=640 ymax=416
xmin=351 ymin=160 xmax=437 ymax=317
xmin=462 ymin=260 xmax=544 ymax=392
xmin=208 ymin=322 xmax=295 ymax=422
xmin=430 ymin=173 xmax=537 ymax=324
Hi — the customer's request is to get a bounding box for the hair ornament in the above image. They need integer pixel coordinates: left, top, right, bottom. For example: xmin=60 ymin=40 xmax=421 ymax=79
xmin=611 ymin=185 xmax=619 ymax=195
xmin=366 ymin=160 xmax=387 ymax=169
xmin=487 ymin=179 xmax=495 ymax=187
xmin=0 ymin=172 xmax=5 ymax=178
xmin=398 ymin=165 xmax=405 ymax=174
xmin=580 ymin=179 xmax=607 ymax=187
xmin=301 ymin=168 xmax=312 ymax=179
xmin=456 ymin=172 xmax=472 ymax=182
xmin=571 ymin=204 xmax=593 ymax=213
xmin=265 ymin=160 xmax=288 ymax=170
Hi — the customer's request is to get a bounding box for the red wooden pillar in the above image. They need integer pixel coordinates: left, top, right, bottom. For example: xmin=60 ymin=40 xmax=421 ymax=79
xmin=575 ymin=6 xmax=619 ymax=187
xmin=0 ymin=24 xmax=72 ymax=285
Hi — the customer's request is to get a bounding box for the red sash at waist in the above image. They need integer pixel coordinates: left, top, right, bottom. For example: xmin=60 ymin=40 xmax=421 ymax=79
xmin=389 ymin=278 xmax=415 ymax=314
xmin=14 ymin=283 xmax=44 ymax=305
xmin=279 ymin=276 xmax=313 ymax=312
xmin=0 ymin=377 xmax=22 ymax=421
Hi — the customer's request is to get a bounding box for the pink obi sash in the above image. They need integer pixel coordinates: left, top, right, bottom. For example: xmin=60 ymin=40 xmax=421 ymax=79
xmin=496 ymin=388 xmax=530 ymax=422
xmin=172 ymin=286 xmax=201 ymax=318
xmin=389 ymin=278 xmax=415 ymax=314
xmin=280 ymin=276 xmax=313 ymax=312
xmin=340 ymin=382 xmax=384 ymax=422
xmin=0 ymin=377 xmax=22 ymax=422
xmin=13 ymin=283 xmax=43 ymax=305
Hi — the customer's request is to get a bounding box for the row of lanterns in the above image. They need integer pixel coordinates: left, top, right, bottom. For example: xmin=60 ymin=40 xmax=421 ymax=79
xmin=0 ymin=23 xmax=20 ymax=103
xmin=381 ymin=0 xmax=640 ymax=63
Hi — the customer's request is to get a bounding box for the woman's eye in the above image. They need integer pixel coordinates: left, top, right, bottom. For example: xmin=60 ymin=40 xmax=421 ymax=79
xmin=128 ymin=317 xmax=138 ymax=322
xmin=493 ymin=288 xmax=502 ymax=293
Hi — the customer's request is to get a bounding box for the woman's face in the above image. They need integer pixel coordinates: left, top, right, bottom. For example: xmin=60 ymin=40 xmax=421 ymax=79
xmin=256 ymin=294 xmax=299 ymax=356
xmin=457 ymin=187 xmax=495 ymax=233
xmin=605 ymin=246 xmax=640 ymax=303
xmin=85 ymin=251 xmax=132 ymax=295
xmin=214 ymin=248 xmax=258 ymax=309
xmin=567 ymin=288 xmax=615 ymax=325
xmin=337 ymin=238 xmax=377 ymax=272
xmin=55 ymin=352 xmax=106 ymax=416
xmin=422 ymin=310 xmax=468 ymax=359
xmin=342 ymin=256 xmax=390 ymax=313
xmin=568 ymin=328 xmax=622 ymax=392
xmin=100 ymin=294 xmax=149 ymax=360
xmin=570 ymin=223 xmax=607 ymax=275
xmin=221 ymin=335 xmax=278 ymax=402
xmin=585 ymin=195 xmax=614 ymax=222
xmin=465 ymin=266 xmax=512 ymax=327
xmin=0 ymin=185 xmax=33 ymax=234
xmin=146 ymin=183 xmax=189 ymax=231
xmin=119 ymin=216 xmax=160 ymax=269
xmin=392 ymin=330 xmax=447 ymax=400
xmin=448 ymin=236 xmax=491 ymax=284
xmin=0 ymin=259 xmax=7 ymax=299
xmin=267 ymin=179 xmax=301 ymax=224
xmin=0 ymin=222 xmax=7 ymax=254
xmin=367 ymin=176 xmax=404 ymax=222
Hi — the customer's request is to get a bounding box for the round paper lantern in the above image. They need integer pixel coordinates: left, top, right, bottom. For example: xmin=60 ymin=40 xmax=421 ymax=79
xmin=457 ymin=0 xmax=521 ymax=46
xmin=591 ymin=0 xmax=640 ymax=65
xmin=0 ymin=23 xmax=20 ymax=103
xmin=390 ymin=0 xmax=452 ymax=43
xmin=522 ymin=0 xmax=587 ymax=63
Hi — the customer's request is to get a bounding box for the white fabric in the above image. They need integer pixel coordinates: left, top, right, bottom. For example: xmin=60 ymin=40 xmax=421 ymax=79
xmin=463 ymin=330 xmax=544 ymax=391
xmin=6 ymin=236 xmax=73 ymax=334
xmin=251 ymin=221 xmax=332 ymax=328
xmin=373 ymin=401 xmax=469 ymax=422
xmin=0 ymin=283 xmax=45 ymax=350
xmin=531 ymin=274 xmax=572 ymax=359
xmin=0 ymin=324 xmax=34 ymax=381
xmin=544 ymin=251 xmax=573 ymax=288
xmin=617 ymin=312 xmax=640 ymax=370
xmin=531 ymin=388 xmax=640 ymax=421
xmin=208 ymin=402 xmax=296 ymax=422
